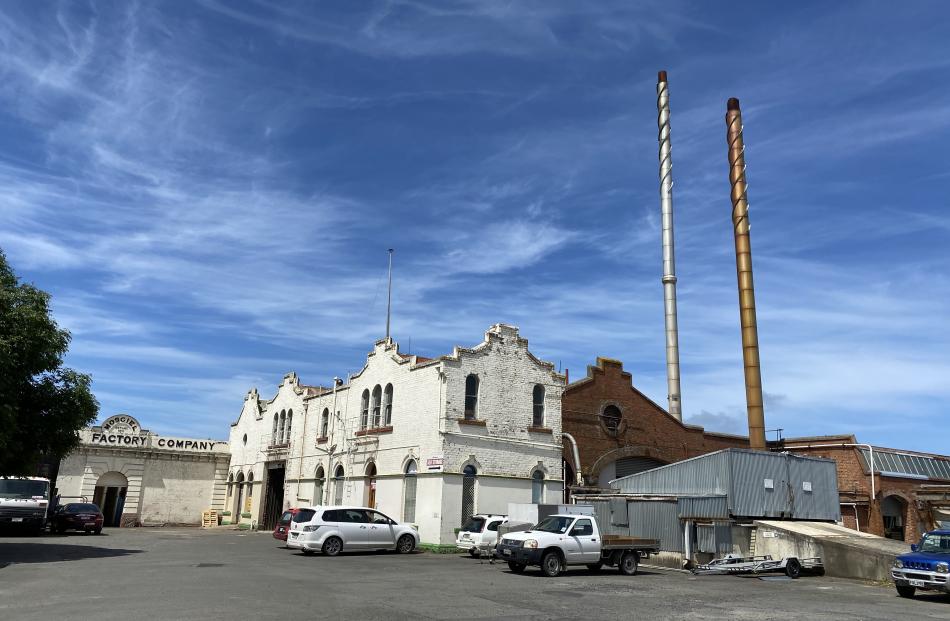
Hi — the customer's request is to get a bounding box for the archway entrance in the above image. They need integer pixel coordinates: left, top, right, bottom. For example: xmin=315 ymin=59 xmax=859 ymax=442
xmin=365 ymin=463 xmax=377 ymax=509
xmin=93 ymin=471 xmax=128 ymax=527
xmin=881 ymin=495 xmax=907 ymax=541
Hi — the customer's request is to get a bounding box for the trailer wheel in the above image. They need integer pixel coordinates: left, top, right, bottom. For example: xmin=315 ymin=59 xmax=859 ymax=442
xmin=896 ymin=585 xmax=916 ymax=599
xmin=784 ymin=558 xmax=801 ymax=579
xmin=507 ymin=561 xmax=526 ymax=574
xmin=619 ymin=551 xmax=639 ymax=576
xmin=541 ymin=551 xmax=563 ymax=577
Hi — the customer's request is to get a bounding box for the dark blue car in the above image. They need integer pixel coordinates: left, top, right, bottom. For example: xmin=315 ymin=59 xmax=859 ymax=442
xmin=891 ymin=529 xmax=950 ymax=598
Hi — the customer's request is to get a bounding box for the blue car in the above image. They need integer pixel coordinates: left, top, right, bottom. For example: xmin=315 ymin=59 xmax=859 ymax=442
xmin=891 ymin=529 xmax=950 ymax=598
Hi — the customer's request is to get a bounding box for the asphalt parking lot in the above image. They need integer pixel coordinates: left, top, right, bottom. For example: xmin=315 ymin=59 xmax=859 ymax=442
xmin=1 ymin=528 xmax=949 ymax=620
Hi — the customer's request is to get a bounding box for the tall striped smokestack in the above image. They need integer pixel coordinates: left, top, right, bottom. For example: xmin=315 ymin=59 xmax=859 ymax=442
xmin=657 ymin=70 xmax=683 ymax=421
xmin=725 ymin=97 xmax=767 ymax=450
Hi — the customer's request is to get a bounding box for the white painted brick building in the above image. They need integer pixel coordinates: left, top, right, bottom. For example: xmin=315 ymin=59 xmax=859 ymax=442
xmin=227 ymin=324 xmax=565 ymax=545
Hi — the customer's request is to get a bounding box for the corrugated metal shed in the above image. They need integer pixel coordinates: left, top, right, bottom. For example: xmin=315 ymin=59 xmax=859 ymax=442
xmin=677 ymin=495 xmax=729 ymax=520
xmin=611 ymin=449 xmax=840 ymax=521
xmin=628 ymin=499 xmax=683 ymax=553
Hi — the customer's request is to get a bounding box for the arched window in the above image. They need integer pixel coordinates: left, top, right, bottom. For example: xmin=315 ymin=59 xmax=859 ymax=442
xmin=461 ymin=464 xmax=477 ymax=525
xmin=464 ymin=375 xmax=479 ymax=420
xmin=383 ymin=384 xmax=393 ymax=426
xmin=602 ymin=405 xmax=622 ymax=433
xmin=365 ymin=462 xmax=377 ymax=508
xmin=314 ymin=467 xmax=325 ymax=506
xmin=272 ymin=413 xmax=279 ymax=445
xmin=531 ymin=470 xmax=544 ymax=504
xmin=371 ymin=385 xmax=382 ymax=428
xmin=285 ymin=409 xmax=293 ymax=443
xmin=532 ymin=385 xmax=545 ymax=427
xmin=403 ymin=460 xmax=418 ymax=523
xmin=360 ymin=390 xmax=370 ymax=430
xmin=320 ymin=408 xmax=330 ymax=438
xmin=278 ymin=409 xmax=286 ymax=444
xmin=334 ymin=465 xmax=345 ymax=505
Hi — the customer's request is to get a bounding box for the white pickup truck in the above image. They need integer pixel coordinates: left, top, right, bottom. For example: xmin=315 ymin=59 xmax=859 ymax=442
xmin=496 ymin=513 xmax=660 ymax=577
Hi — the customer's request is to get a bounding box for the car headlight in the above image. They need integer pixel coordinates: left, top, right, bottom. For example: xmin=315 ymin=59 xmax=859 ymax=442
xmin=892 ymin=559 xmax=904 ymax=569
xmin=937 ymin=562 xmax=949 ymax=574
xmin=523 ymin=539 xmax=538 ymax=549
xmin=302 ymin=525 xmax=322 ymax=533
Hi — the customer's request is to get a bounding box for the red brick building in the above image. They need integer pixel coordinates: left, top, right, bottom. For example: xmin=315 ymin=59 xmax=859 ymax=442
xmin=561 ymin=358 xmax=748 ymax=494
xmin=777 ymin=435 xmax=950 ymax=543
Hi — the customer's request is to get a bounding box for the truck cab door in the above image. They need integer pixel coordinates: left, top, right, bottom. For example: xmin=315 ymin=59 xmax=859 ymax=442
xmin=568 ymin=518 xmax=600 ymax=563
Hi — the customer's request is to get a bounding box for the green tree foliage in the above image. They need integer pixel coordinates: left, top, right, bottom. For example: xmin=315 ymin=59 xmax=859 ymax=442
xmin=0 ymin=249 xmax=99 ymax=474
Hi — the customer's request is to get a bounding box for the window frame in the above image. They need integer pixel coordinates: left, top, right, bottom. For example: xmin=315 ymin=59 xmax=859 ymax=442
xmin=464 ymin=375 xmax=480 ymax=420
xmin=532 ymin=384 xmax=545 ymax=427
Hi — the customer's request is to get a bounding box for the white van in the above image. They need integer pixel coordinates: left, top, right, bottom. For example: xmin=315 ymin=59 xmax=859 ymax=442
xmin=456 ymin=514 xmax=507 ymax=556
xmin=287 ymin=506 xmax=419 ymax=556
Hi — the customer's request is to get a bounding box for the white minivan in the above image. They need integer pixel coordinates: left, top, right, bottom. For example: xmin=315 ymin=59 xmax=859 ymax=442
xmin=456 ymin=514 xmax=507 ymax=557
xmin=287 ymin=506 xmax=419 ymax=556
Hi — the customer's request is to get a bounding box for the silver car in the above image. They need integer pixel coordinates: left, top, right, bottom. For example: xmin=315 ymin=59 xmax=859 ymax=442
xmin=287 ymin=506 xmax=418 ymax=556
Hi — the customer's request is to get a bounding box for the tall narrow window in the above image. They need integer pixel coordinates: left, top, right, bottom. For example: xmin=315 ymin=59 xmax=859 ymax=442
xmin=314 ymin=467 xmax=325 ymax=506
xmin=334 ymin=465 xmax=345 ymax=505
xmin=227 ymin=473 xmax=234 ymax=498
xmin=360 ymin=390 xmax=370 ymax=430
xmin=285 ymin=409 xmax=293 ymax=443
xmin=235 ymin=472 xmax=245 ymax=516
xmin=532 ymin=385 xmax=545 ymax=427
xmin=383 ymin=384 xmax=393 ymax=426
xmin=464 ymin=375 xmax=479 ymax=420
xmin=531 ymin=470 xmax=544 ymax=504
xmin=278 ymin=410 xmax=286 ymax=444
xmin=403 ymin=460 xmax=417 ymax=523
xmin=320 ymin=408 xmax=329 ymax=438
xmin=247 ymin=472 xmax=254 ymax=504
xmin=272 ymin=413 xmax=279 ymax=445
xmin=461 ymin=465 xmax=477 ymax=525
xmin=371 ymin=385 xmax=382 ymax=428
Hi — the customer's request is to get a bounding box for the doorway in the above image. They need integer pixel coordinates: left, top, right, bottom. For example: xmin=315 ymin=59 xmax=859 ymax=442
xmin=93 ymin=471 xmax=128 ymax=527
xmin=261 ymin=463 xmax=285 ymax=530
xmin=881 ymin=495 xmax=906 ymax=541
xmin=365 ymin=463 xmax=377 ymax=509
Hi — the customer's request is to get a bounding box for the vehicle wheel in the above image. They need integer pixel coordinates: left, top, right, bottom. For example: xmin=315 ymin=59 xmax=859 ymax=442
xmin=397 ymin=534 xmax=415 ymax=554
xmin=322 ymin=537 xmax=343 ymax=557
xmin=784 ymin=558 xmax=801 ymax=579
xmin=618 ymin=551 xmax=639 ymax=576
xmin=468 ymin=547 xmax=479 ymax=558
xmin=508 ymin=561 xmax=526 ymax=573
xmin=541 ymin=551 xmax=563 ymax=577
xmin=586 ymin=562 xmax=604 ymax=572
xmin=896 ymin=585 xmax=916 ymax=599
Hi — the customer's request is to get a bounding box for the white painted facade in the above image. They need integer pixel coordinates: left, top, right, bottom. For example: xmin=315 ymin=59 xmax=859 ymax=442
xmin=227 ymin=324 xmax=565 ymax=545
xmin=55 ymin=415 xmax=230 ymax=526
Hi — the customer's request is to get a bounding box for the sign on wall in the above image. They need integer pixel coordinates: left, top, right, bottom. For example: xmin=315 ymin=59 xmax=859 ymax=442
xmin=426 ymin=457 xmax=444 ymax=471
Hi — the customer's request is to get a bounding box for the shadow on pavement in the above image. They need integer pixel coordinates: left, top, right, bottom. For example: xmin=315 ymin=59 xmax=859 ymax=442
xmin=0 ymin=542 xmax=143 ymax=567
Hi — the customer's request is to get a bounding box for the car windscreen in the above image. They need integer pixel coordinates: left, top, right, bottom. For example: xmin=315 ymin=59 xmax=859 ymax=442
xmin=461 ymin=517 xmax=486 ymax=533
xmin=0 ymin=479 xmax=49 ymax=499
xmin=279 ymin=511 xmax=293 ymax=524
xmin=65 ymin=504 xmax=100 ymax=513
xmin=919 ymin=533 xmax=950 ymax=553
xmin=532 ymin=516 xmax=574 ymax=534
xmin=292 ymin=509 xmax=316 ymax=523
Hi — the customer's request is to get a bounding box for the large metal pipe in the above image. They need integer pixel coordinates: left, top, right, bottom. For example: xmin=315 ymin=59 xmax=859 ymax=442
xmin=657 ymin=70 xmax=682 ymax=421
xmin=725 ymin=97 xmax=766 ymax=450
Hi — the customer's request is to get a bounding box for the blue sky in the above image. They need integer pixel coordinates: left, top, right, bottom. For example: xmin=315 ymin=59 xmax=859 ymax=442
xmin=1 ymin=1 xmax=948 ymax=451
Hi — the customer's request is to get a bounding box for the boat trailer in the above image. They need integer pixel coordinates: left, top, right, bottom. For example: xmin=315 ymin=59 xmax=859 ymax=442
xmin=692 ymin=554 xmax=823 ymax=579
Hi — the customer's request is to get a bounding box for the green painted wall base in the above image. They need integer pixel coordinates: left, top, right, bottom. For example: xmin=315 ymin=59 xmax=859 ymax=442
xmin=237 ymin=523 xmax=251 ymax=530
xmin=419 ymin=544 xmax=460 ymax=554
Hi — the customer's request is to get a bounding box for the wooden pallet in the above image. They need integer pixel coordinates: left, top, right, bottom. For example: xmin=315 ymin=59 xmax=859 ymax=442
xmin=201 ymin=510 xmax=218 ymax=528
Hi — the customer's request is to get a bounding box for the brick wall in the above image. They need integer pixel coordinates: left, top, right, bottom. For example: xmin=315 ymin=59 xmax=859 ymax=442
xmin=562 ymin=358 xmax=748 ymax=487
